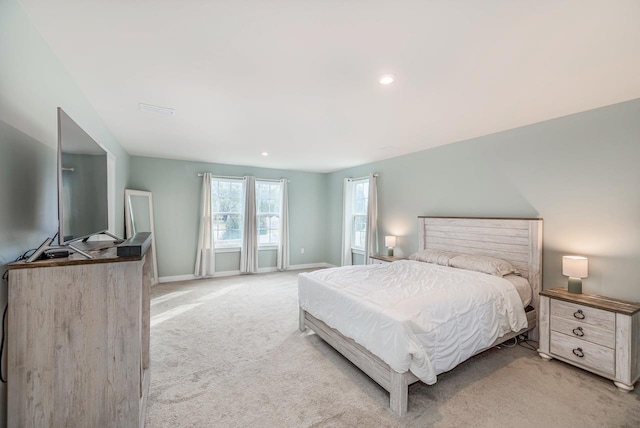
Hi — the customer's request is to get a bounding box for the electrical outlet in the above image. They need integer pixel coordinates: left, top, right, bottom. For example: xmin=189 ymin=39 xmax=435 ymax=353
xmin=300 ymin=248 xmax=305 ymax=254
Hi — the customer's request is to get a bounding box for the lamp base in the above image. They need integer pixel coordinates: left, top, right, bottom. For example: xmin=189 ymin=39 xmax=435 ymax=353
xmin=387 ymin=248 xmax=394 ymax=256
xmin=568 ymin=277 xmax=582 ymax=294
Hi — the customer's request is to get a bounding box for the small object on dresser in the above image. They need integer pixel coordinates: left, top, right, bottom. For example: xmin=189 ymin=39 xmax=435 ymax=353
xmin=25 ymin=237 xmax=53 ymax=262
xmin=563 ymin=255 xmax=588 ymax=294
xmin=46 ymin=249 xmax=70 ymax=259
xmin=117 ymin=232 xmax=152 ymax=257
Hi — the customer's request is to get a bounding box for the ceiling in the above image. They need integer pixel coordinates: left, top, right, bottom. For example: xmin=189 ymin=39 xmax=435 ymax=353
xmin=19 ymin=0 xmax=640 ymax=173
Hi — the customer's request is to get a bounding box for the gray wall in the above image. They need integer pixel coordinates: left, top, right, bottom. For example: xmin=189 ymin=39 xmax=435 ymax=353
xmin=0 ymin=121 xmax=58 ymax=262
xmin=327 ymin=99 xmax=640 ymax=302
xmin=0 ymin=1 xmax=131 ymax=422
xmin=129 ymin=156 xmax=327 ymax=277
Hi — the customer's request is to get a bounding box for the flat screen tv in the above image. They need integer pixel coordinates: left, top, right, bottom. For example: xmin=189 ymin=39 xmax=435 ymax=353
xmin=57 ymin=107 xmax=109 ymax=246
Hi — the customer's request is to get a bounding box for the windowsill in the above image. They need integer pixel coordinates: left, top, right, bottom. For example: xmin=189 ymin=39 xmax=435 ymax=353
xmin=215 ymin=246 xmax=241 ymax=253
xmin=351 ymin=248 xmax=365 ymax=255
xmin=215 ymin=245 xmax=278 ymax=253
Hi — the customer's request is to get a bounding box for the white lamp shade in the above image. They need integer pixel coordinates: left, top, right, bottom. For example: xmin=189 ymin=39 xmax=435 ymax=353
xmin=385 ymin=236 xmax=396 ymax=248
xmin=563 ymin=256 xmax=588 ymax=278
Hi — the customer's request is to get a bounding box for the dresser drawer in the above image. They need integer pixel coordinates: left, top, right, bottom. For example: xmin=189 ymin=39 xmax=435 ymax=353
xmin=550 ymin=331 xmax=615 ymax=376
xmin=550 ymin=299 xmax=614 ymax=330
xmin=550 ymin=315 xmax=615 ymax=348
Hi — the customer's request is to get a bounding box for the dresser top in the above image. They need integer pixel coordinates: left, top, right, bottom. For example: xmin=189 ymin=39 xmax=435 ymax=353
xmin=8 ymin=247 xmax=145 ymax=270
xmin=540 ymin=287 xmax=640 ymax=315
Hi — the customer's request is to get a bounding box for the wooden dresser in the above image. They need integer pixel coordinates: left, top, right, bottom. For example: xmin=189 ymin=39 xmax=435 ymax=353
xmin=538 ymin=287 xmax=640 ymax=392
xmin=7 ymin=247 xmax=151 ymax=428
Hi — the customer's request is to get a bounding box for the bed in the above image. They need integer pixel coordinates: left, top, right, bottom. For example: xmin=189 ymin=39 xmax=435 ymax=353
xmin=298 ymin=217 xmax=543 ymax=416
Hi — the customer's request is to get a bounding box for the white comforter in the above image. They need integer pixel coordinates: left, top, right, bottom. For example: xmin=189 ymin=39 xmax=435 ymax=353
xmin=298 ymin=260 xmax=528 ymax=384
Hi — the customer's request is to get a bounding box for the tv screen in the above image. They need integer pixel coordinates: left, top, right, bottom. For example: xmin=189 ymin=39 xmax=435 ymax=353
xmin=57 ymin=108 xmax=109 ymax=245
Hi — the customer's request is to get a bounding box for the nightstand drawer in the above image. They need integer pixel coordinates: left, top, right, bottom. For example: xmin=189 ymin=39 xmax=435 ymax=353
xmin=550 ymin=299 xmax=614 ymax=330
xmin=550 ymin=331 xmax=615 ymax=376
xmin=370 ymin=258 xmax=387 ymax=265
xmin=550 ymin=315 xmax=615 ymax=348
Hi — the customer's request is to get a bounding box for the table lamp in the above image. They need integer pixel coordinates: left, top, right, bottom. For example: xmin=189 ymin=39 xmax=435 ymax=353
xmin=385 ymin=236 xmax=396 ymax=256
xmin=563 ymin=256 xmax=588 ymax=294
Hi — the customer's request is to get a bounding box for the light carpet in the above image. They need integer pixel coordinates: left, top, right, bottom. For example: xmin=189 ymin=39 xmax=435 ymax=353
xmin=146 ymin=270 xmax=640 ymax=428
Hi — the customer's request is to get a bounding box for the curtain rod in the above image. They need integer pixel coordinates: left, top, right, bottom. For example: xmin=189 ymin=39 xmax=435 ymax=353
xmin=197 ymin=173 xmax=290 ymax=183
xmin=351 ymin=173 xmax=379 ymax=181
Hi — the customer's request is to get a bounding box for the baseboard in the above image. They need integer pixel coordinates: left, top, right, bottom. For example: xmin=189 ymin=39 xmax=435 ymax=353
xmin=158 ymin=262 xmax=334 ymax=283
xmin=158 ymin=274 xmax=197 ymax=283
xmin=289 ymin=262 xmax=335 ymax=270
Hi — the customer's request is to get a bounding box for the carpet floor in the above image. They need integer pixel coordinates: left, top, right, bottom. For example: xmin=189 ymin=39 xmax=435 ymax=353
xmin=145 ymin=270 xmax=640 ymax=428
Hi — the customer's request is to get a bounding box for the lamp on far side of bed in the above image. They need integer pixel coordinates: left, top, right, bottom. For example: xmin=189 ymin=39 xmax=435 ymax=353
xmin=385 ymin=235 xmax=396 ymax=256
xmin=563 ymin=256 xmax=588 ymax=294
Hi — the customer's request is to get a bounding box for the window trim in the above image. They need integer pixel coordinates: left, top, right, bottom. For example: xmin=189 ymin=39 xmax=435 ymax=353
xmin=210 ymin=177 xmax=244 ymax=248
xmin=209 ymin=178 xmax=283 ymax=250
xmin=214 ymin=245 xmax=277 ymax=254
xmin=350 ymin=179 xmax=369 ymax=251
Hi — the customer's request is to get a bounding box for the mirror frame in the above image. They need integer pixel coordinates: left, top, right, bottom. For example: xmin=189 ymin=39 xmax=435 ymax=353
xmin=125 ymin=189 xmax=159 ymax=285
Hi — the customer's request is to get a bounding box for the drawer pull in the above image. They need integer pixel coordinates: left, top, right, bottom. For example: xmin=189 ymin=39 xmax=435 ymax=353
xmin=573 ymin=309 xmax=585 ymax=320
xmin=572 ymin=348 xmax=585 ymax=358
xmin=572 ymin=327 xmax=584 ymax=337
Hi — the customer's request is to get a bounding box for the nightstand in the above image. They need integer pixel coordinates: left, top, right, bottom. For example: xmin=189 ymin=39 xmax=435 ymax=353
xmin=369 ymin=254 xmax=406 ymax=264
xmin=538 ymin=288 xmax=640 ymax=392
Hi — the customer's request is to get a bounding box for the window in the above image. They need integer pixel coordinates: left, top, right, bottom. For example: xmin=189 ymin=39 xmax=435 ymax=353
xmin=211 ymin=178 xmax=243 ymax=247
xmin=210 ymin=178 xmax=282 ymax=249
xmin=256 ymin=181 xmax=281 ymax=246
xmin=351 ymin=179 xmax=369 ymax=250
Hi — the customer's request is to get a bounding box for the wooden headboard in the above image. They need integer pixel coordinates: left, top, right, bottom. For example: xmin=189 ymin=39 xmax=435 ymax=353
xmin=418 ymin=217 xmax=543 ymax=309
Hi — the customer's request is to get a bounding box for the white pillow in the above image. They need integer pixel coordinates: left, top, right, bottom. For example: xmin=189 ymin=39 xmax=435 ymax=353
xmin=408 ymin=249 xmax=460 ymax=266
xmin=449 ymin=254 xmax=520 ymax=277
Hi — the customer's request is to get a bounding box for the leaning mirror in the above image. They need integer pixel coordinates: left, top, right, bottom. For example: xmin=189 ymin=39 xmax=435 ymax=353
xmin=125 ymin=189 xmax=159 ymax=284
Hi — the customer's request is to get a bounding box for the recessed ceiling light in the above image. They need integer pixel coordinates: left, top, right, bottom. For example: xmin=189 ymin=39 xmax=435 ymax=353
xmin=261 ymin=152 xmax=269 ymax=156
xmin=378 ymin=75 xmax=395 ymax=85
xmin=139 ymin=103 xmax=175 ymax=116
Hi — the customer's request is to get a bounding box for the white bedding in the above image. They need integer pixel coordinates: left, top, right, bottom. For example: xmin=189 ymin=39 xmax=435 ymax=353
xmin=504 ymin=274 xmax=532 ymax=307
xmin=298 ymin=260 xmax=528 ymax=384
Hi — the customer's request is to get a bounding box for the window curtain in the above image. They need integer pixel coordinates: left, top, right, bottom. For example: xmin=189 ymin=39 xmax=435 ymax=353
xmin=340 ymin=178 xmax=354 ymax=266
xmin=194 ymin=173 xmax=215 ymax=277
xmin=277 ymin=179 xmax=290 ymax=271
xmin=364 ymin=173 xmax=378 ymax=264
xmin=240 ymin=176 xmax=258 ymax=273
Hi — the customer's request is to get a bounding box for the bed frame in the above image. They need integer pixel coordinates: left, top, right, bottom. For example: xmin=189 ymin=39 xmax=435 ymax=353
xmin=299 ymin=217 xmax=543 ymax=416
